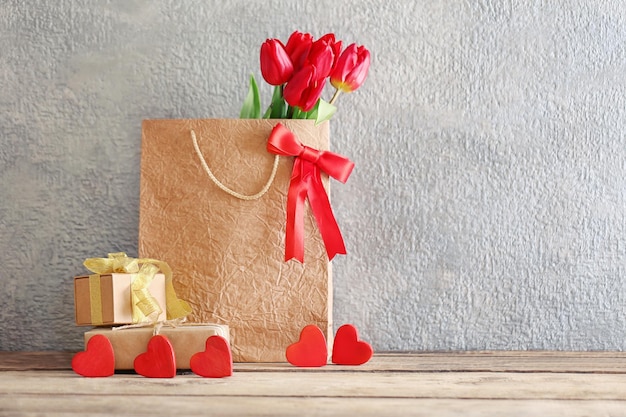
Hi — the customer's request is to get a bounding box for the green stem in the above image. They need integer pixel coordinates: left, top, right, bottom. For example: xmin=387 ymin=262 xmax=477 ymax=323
xmin=329 ymin=89 xmax=342 ymax=105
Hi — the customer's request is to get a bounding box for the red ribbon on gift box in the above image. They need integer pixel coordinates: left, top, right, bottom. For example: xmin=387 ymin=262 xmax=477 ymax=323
xmin=267 ymin=123 xmax=354 ymax=263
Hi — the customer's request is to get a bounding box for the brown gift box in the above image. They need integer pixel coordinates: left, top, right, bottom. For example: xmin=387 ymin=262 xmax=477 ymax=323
xmin=74 ymin=273 xmax=167 ymax=326
xmin=85 ymin=324 xmax=229 ymax=370
xmin=139 ymin=119 xmax=332 ymax=362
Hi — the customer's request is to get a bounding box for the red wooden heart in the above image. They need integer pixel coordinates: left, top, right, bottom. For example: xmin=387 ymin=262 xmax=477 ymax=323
xmin=190 ymin=335 xmax=233 ymax=378
xmin=331 ymin=324 xmax=373 ymax=365
xmin=72 ymin=334 xmax=115 ymax=377
xmin=133 ymin=335 xmax=176 ymax=378
xmin=286 ymin=325 xmax=328 ymax=367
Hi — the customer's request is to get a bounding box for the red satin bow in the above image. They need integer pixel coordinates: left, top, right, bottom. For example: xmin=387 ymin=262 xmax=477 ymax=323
xmin=267 ymin=123 xmax=355 ymax=262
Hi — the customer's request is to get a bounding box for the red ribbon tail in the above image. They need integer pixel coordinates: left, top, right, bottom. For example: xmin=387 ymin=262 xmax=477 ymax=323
xmin=307 ymin=169 xmax=347 ymax=261
xmin=285 ymin=164 xmax=307 ymax=263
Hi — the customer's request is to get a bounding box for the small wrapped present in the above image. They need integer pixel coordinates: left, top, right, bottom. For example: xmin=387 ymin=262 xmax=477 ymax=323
xmin=74 ymin=273 xmax=167 ymax=326
xmin=74 ymin=253 xmax=191 ymax=326
xmin=85 ymin=324 xmax=230 ymax=370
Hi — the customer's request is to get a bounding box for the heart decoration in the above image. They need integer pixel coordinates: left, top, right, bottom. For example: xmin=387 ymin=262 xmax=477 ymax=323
xmin=332 ymin=324 xmax=373 ymax=365
xmin=71 ymin=334 xmax=115 ymax=377
xmin=133 ymin=335 xmax=176 ymax=378
xmin=190 ymin=335 xmax=233 ymax=378
xmin=286 ymin=324 xmax=328 ymax=367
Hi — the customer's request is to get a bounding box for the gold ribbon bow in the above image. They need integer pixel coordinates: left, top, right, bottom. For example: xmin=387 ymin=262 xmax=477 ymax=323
xmin=83 ymin=252 xmax=192 ymax=324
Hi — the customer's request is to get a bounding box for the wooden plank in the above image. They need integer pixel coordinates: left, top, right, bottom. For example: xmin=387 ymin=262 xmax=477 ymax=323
xmin=236 ymin=352 xmax=626 ymax=374
xmin=3 ymin=353 xmax=626 ymax=417
xmin=1 ymin=394 xmax=625 ymax=417
xmin=3 ymin=351 xmax=626 ymax=373
xmin=0 ymin=352 xmax=73 ymax=371
xmin=1 ymin=370 xmax=626 ymax=401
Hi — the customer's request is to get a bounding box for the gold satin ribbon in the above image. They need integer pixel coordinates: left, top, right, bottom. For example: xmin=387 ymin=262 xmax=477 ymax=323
xmin=83 ymin=252 xmax=192 ymax=324
xmin=88 ymin=274 xmax=103 ymax=325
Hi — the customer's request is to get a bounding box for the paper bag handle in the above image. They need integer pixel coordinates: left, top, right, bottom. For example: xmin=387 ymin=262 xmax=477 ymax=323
xmin=190 ymin=129 xmax=279 ymax=201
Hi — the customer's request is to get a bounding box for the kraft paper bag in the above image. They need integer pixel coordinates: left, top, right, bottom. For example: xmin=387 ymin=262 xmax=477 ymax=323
xmin=138 ymin=119 xmax=332 ymax=362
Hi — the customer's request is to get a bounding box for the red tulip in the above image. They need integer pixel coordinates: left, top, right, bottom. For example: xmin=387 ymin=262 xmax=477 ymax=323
xmin=260 ymin=39 xmax=294 ymax=86
xmin=283 ymin=33 xmax=341 ymax=112
xmin=283 ymin=64 xmax=326 ymax=112
xmin=318 ymin=33 xmax=342 ymax=70
xmin=330 ymin=43 xmax=370 ymax=93
xmin=305 ymin=35 xmax=338 ymax=81
xmin=285 ymin=31 xmax=313 ymax=71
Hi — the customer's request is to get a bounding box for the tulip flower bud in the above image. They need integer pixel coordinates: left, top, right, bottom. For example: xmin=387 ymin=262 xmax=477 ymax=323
xmin=260 ymin=39 xmax=294 ymax=86
xmin=283 ymin=64 xmax=326 ymax=112
xmin=285 ymin=31 xmax=313 ymax=71
xmin=306 ymin=36 xmax=337 ymax=81
xmin=330 ymin=43 xmax=371 ymax=93
xmin=318 ymin=33 xmax=342 ymax=70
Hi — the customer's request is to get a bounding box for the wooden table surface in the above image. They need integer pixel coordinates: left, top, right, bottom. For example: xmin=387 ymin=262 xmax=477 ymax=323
xmin=1 ymin=351 xmax=626 ymax=416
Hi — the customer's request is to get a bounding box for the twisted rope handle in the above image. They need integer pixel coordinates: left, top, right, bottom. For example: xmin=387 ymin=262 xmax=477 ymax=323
xmin=191 ymin=129 xmax=280 ymax=200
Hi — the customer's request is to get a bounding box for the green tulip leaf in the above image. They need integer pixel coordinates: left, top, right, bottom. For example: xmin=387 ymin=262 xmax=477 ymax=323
xmin=240 ymin=74 xmax=261 ymax=119
xmin=303 ymin=102 xmax=320 ymax=120
xmin=291 ymin=107 xmax=305 ymax=119
xmin=307 ymin=99 xmax=336 ymax=125
xmin=268 ymin=85 xmax=288 ymax=118
xmin=262 ymin=106 xmax=272 ymax=119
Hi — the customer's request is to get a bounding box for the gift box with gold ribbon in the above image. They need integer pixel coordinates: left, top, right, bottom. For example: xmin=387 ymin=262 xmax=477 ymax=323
xmin=74 ymin=273 xmax=167 ymax=326
xmin=74 ymin=253 xmax=191 ymax=326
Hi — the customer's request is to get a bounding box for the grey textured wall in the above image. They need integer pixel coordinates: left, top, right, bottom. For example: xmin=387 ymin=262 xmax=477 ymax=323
xmin=1 ymin=1 xmax=625 ymax=352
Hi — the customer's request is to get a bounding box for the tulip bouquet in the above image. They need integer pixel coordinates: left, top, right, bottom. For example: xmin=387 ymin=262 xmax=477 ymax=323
xmin=240 ymin=31 xmax=370 ymax=124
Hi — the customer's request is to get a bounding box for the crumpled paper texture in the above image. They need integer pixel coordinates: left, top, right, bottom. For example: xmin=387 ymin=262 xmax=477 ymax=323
xmin=138 ymin=119 xmax=331 ymax=362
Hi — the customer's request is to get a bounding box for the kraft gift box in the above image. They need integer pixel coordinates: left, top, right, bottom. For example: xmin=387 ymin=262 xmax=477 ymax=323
xmin=84 ymin=324 xmax=230 ymax=370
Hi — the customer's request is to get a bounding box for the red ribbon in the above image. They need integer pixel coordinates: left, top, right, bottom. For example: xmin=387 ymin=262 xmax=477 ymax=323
xmin=267 ymin=123 xmax=355 ymax=262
